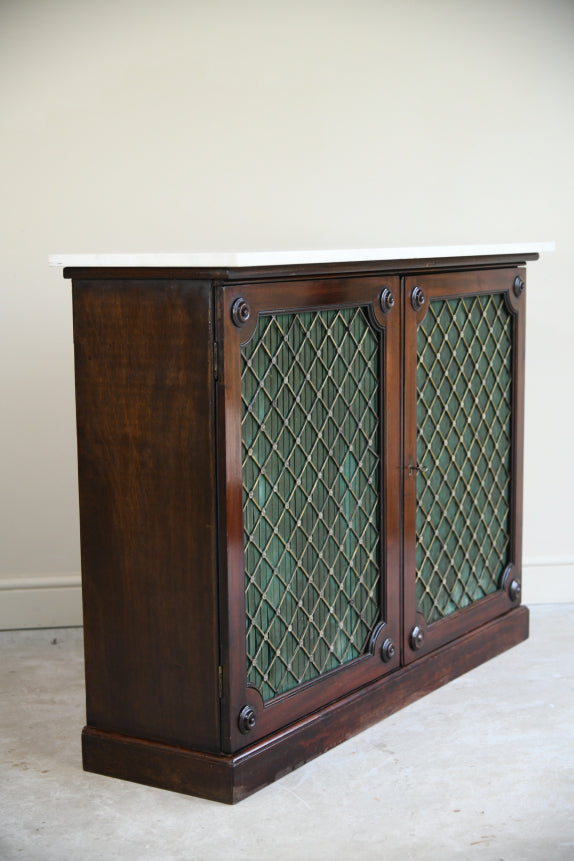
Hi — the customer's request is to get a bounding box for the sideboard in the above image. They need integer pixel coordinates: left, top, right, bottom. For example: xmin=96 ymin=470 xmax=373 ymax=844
xmin=51 ymin=243 xmax=552 ymax=803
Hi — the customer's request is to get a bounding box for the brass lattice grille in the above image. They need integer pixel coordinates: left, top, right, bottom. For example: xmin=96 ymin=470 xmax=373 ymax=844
xmin=241 ymin=307 xmax=381 ymax=701
xmin=416 ymin=293 xmax=513 ymax=624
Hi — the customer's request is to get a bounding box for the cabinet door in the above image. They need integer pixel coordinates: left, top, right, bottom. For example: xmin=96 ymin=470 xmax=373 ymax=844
xmin=403 ymin=268 xmax=525 ymax=662
xmin=216 ymin=276 xmax=401 ymax=751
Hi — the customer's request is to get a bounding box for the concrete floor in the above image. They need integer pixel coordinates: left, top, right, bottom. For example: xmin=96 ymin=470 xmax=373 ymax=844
xmin=1 ymin=605 xmax=572 ymax=861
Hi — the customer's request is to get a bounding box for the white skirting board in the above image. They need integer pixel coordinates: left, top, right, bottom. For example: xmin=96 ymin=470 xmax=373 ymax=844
xmin=0 ymin=563 xmax=572 ymax=630
xmin=522 ymin=559 xmax=574 ymax=605
xmin=0 ymin=575 xmax=83 ymax=630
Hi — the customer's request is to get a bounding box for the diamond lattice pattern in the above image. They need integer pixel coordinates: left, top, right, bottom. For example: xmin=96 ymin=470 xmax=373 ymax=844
xmin=241 ymin=307 xmax=381 ymax=701
xmin=416 ymin=292 xmax=513 ymax=624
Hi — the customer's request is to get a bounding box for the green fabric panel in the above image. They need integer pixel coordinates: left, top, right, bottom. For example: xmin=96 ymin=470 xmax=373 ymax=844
xmin=415 ymin=293 xmax=513 ymax=624
xmin=241 ymin=307 xmax=381 ymax=701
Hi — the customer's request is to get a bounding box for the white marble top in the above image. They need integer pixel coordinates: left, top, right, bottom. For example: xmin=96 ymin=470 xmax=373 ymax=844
xmin=49 ymin=242 xmax=554 ymax=269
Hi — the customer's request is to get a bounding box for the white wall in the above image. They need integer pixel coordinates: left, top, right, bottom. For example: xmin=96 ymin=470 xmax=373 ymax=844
xmin=1 ymin=0 xmax=573 ymax=628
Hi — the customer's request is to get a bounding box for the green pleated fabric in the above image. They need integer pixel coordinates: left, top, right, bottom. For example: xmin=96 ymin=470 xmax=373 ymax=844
xmin=415 ymin=293 xmax=513 ymax=624
xmin=241 ymin=307 xmax=381 ymax=701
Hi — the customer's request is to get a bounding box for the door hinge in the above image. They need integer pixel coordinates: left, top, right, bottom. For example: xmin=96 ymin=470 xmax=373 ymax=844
xmin=218 ymin=665 xmax=223 ymax=699
xmin=213 ymin=341 xmax=219 ymax=381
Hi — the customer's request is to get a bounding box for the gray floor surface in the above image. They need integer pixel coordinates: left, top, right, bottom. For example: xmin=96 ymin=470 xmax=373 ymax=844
xmin=1 ymin=604 xmax=572 ymax=861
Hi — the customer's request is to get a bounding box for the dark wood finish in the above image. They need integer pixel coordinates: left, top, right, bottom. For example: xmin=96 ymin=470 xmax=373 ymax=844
xmin=402 ymin=268 xmax=526 ymax=662
xmin=82 ymin=606 xmax=528 ymax=803
xmin=511 ymin=267 xmax=526 ymax=608
xmin=73 ymin=278 xmax=220 ymax=751
xmin=67 ymin=253 xmax=533 ymax=803
xmin=217 ymin=276 xmax=402 ymax=752
xmin=62 ymin=251 xmax=539 ymax=284
xmin=82 ymin=726 xmax=236 ymax=805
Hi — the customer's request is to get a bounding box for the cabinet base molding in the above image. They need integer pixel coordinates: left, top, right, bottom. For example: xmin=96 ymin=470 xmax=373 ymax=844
xmin=82 ymin=606 xmax=528 ymax=804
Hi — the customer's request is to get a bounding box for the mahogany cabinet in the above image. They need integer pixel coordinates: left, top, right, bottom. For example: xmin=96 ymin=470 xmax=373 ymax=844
xmin=55 ymin=246 xmax=543 ymax=803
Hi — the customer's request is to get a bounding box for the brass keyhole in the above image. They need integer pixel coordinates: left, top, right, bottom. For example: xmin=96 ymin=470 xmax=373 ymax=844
xmin=407 ymin=462 xmax=428 ymax=478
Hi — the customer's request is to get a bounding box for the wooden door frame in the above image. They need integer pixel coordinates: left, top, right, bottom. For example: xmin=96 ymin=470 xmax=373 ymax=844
xmin=215 ymin=275 xmax=402 ymax=753
xmin=402 ymin=267 xmax=526 ymax=664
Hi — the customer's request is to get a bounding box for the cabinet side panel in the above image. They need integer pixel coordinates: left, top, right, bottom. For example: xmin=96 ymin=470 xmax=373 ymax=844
xmin=72 ymin=279 xmax=219 ymax=752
